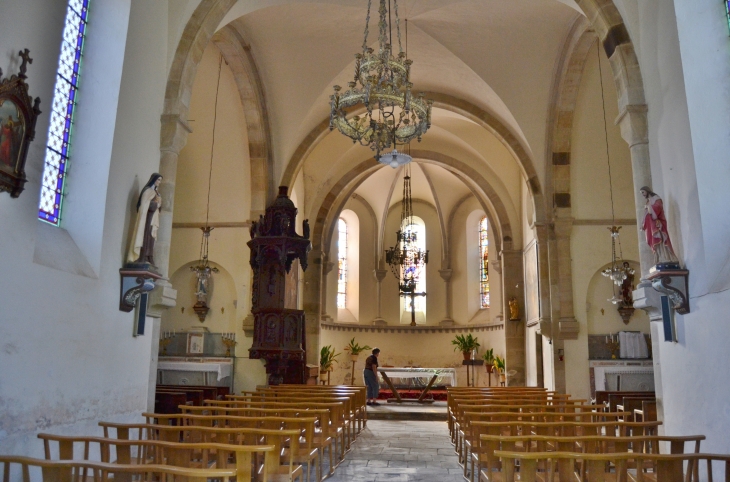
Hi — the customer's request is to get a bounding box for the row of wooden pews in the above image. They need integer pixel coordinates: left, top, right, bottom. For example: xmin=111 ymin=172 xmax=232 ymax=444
xmin=448 ymin=386 xmax=730 ymax=481
xmin=154 ymin=384 xmax=230 ymax=413
xmin=0 ymin=384 xmax=365 ymax=482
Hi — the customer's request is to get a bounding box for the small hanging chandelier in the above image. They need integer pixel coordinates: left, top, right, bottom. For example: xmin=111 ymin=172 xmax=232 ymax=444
xmin=385 ymin=164 xmax=428 ymax=325
xmin=190 ymin=54 xmax=223 ymax=322
xmin=329 ymin=0 xmax=432 ymax=167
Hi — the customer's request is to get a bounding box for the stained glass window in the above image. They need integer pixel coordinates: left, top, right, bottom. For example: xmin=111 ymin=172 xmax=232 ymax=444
xmin=337 ymin=218 xmax=348 ymax=309
xmin=402 ymin=220 xmax=426 ymax=313
xmin=38 ymin=0 xmax=90 ymax=225
xmin=479 ymin=216 xmax=490 ymax=308
xmin=726 ymin=0 xmax=730 ymax=34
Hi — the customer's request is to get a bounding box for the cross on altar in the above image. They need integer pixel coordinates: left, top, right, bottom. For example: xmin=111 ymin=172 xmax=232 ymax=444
xmin=400 ymin=279 xmax=426 ymax=327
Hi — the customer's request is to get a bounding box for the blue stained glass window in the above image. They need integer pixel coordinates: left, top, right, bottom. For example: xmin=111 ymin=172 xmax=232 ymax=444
xmin=726 ymin=0 xmax=730 ymax=35
xmin=479 ymin=216 xmax=490 ymax=309
xmin=38 ymin=0 xmax=90 ymax=225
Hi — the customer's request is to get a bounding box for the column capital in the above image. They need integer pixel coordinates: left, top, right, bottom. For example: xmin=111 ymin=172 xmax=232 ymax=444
xmin=438 ymin=269 xmax=453 ymax=282
xmin=147 ymin=280 xmax=178 ymax=318
xmin=616 ymin=104 xmax=649 ymax=148
xmin=373 ymin=269 xmax=388 ymax=282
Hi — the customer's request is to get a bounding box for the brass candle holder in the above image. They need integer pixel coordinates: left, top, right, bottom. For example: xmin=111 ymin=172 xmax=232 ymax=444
xmin=222 ymin=333 xmax=237 ymax=357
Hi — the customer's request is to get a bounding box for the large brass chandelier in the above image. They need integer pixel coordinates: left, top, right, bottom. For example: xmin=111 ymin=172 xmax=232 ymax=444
xmin=385 ymin=164 xmax=428 ymax=325
xmin=329 ymin=0 xmax=432 ymax=168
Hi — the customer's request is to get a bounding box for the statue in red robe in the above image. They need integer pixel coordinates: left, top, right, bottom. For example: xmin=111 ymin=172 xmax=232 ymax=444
xmin=640 ymin=186 xmax=679 ymax=266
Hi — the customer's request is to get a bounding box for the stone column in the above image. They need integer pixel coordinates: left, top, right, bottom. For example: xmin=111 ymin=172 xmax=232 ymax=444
xmin=373 ymin=268 xmax=388 ymax=325
xmin=616 ymin=105 xmax=654 ymax=278
xmin=320 ymin=256 xmax=335 ymax=322
xmin=633 ymin=285 xmax=666 ymax=429
xmin=303 ymin=251 xmax=326 ymax=366
xmin=439 ymin=269 xmax=454 ymax=326
xmin=501 ymin=249 xmax=526 ymax=386
xmin=554 ymin=217 xmax=578 ymax=340
xmin=534 ymin=225 xmax=553 ymax=337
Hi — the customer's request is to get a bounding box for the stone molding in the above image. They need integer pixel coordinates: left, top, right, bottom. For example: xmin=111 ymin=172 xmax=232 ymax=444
xmin=320 ymin=321 xmax=504 ymax=334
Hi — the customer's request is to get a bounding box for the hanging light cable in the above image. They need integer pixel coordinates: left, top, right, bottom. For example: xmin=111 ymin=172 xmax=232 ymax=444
xmin=190 ymin=54 xmax=223 ymax=321
xmin=595 ymin=42 xmax=634 ymax=304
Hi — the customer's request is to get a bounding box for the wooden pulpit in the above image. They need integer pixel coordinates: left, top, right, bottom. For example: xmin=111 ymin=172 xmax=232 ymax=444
xmin=248 ymin=186 xmax=311 ymax=385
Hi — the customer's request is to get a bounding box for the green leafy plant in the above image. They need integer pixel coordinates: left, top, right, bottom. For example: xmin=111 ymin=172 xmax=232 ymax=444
xmin=493 ymin=355 xmax=506 ymax=374
xmin=451 ymin=333 xmax=480 ymax=353
xmin=344 ymin=337 xmax=372 ymax=356
xmin=319 ymin=345 xmax=341 ymax=371
xmin=482 ymin=348 xmax=495 ymax=365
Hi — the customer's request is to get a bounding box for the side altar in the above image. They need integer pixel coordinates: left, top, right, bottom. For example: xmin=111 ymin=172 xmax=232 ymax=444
xmin=248 ymin=186 xmax=311 ymax=385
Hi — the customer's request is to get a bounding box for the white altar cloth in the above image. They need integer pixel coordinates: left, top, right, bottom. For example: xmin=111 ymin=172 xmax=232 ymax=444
xmin=157 ymin=360 xmax=232 ymax=381
xmin=378 ymin=367 xmax=457 ymax=387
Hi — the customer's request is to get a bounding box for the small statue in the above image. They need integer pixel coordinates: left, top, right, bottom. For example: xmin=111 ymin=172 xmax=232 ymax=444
xmin=620 ymin=261 xmax=636 ymax=308
xmin=127 ymin=173 xmax=162 ymax=266
xmin=508 ymin=297 xmax=520 ymax=321
xmin=303 ymin=219 xmax=310 ymax=239
xmin=640 ymin=186 xmax=679 ymax=266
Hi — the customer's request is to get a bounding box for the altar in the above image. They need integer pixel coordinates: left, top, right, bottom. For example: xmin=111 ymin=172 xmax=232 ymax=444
xmin=377 ymin=367 xmax=457 ymax=403
xmin=157 ymin=357 xmax=233 ymax=388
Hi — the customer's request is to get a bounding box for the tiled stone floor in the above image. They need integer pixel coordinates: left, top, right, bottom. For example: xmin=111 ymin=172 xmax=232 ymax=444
xmin=324 ymin=420 xmax=464 ymax=482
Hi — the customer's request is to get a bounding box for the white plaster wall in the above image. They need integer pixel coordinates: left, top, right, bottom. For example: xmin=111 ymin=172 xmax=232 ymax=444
xmin=0 ymin=0 xmax=168 ymax=455
xmin=610 ymin=0 xmax=730 ymax=455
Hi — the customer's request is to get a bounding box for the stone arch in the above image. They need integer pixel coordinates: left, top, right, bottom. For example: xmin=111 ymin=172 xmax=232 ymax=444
xmin=279 ymin=95 xmax=546 ymax=224
xmin=212 ymin=20 xmax=274 ymax=217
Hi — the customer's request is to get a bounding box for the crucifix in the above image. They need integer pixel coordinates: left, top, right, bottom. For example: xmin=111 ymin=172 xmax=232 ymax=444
xmin=400 ymin=279 xmax=426 ymax=326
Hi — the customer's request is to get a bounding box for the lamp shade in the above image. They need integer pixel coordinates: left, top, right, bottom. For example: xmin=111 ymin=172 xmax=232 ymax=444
xmin=378 ymin=149 xmax=412 ymax=169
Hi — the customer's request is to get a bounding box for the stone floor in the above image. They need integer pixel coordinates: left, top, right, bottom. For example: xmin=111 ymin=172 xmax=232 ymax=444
xmin=324 ymin=420 xmax=464 ymax=482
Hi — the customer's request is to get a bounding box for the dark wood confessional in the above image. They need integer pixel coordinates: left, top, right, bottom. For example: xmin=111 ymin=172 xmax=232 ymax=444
xmin=248 ymin=186 xmax=311 ymax=385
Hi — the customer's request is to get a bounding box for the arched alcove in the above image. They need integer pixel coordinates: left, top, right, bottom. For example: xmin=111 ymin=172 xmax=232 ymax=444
xmin=163 ymin=260 xmax=238 ymax=333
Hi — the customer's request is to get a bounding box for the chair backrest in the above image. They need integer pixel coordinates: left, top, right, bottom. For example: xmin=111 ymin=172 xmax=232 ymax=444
xmin=0 ymin=455 xmax=245 ymax=482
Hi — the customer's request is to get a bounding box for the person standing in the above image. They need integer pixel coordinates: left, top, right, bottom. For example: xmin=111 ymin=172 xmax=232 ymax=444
xmin=364 ymin=348 xmax=381 ymax=406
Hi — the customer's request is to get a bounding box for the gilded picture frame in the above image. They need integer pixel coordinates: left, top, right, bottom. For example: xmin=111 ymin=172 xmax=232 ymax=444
xmin=0 ymin=50 xmax=41 ymax=198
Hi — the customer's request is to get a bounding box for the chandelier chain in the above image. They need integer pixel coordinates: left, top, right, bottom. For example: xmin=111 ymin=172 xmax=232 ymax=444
xmin=394 ymin=0 xmax=403 ymax=53
xmin=596 ymin=40 xmax=615 ymax=224
xmin=378 ymin=0 xmax=388 ymax=51
xmin=362 ymin=0 xmax=372 ymax=52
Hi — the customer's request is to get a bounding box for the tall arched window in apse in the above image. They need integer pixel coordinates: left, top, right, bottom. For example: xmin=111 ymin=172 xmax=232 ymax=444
xmin=38 ymin=0 xmax=91 ymax=225
xmin=337 ymin=218 xmax=348 ymax=309
xmin=479 ymin=216 xmax=490 ymax=308
xmin=402 ymin=216 xmax=427 ymax=315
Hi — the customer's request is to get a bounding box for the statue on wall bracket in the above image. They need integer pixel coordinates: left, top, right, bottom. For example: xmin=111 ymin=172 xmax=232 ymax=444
xmin=0 ymin=49 xmax=41 ymax=198
xmin=119 ymin=173 xmax=164 ymax=332
xmin=639 ymin=186 xmax=690 ymax=315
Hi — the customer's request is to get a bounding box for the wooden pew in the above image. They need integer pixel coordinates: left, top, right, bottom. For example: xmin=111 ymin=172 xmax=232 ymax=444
xmin=154 ymin=391 xmax=187 ymax=414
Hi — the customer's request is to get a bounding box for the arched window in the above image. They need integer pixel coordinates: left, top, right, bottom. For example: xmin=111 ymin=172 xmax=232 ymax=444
xmin=400 ymin=216 xmax=426 ymax=319
xmin=38 ymin=0 xmax=91 ymax=226
xmin=479 ymin=216 xmax=490 ymax=308
xmin=337 ymin=218 xmax=348 ymax=309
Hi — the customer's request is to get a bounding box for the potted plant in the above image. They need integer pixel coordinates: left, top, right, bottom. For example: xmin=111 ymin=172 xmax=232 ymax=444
xmin=319 ymin=345 xmax=340 ymax=374
xmin=482 ymin=348 xmax=495 ymax=374
xmin=451 ymin=333 xmax=480 ymax=360
xmin=344 ymin=337 xmax=372 ymax=361
xmin=493 ymin=355 xmax=506 ymax=383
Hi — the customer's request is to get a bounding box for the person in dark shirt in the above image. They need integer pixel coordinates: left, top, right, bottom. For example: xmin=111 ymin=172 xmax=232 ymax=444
xmin=363 ymin=347 xmax=381 ymax=406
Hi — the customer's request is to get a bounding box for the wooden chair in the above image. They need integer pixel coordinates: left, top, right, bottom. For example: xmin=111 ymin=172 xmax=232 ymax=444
xmin=0 ymin=455 xmax=245 ymax=482
xmin=493 ymin=451 xmax=730 ymax=482
xmin=37 ymin=434 xmax=275 ymax=481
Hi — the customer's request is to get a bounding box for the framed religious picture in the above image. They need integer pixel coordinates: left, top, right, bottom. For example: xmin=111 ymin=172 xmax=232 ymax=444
xmin=0 ymin=49 xmax=41 ymax=198
xmin=187 ymin=332 xmax=205 ymax=355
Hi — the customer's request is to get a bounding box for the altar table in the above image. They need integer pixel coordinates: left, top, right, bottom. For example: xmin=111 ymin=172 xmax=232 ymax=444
xmin=377 ymin=367 xmax=457 ymax=403
xmin=157 ymin=357 xmax=233 ymax=386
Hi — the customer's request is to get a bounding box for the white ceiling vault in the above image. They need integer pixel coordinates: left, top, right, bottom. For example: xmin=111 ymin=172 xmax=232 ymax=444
xmin=179 ymin=0 xmax=590 ymax=246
